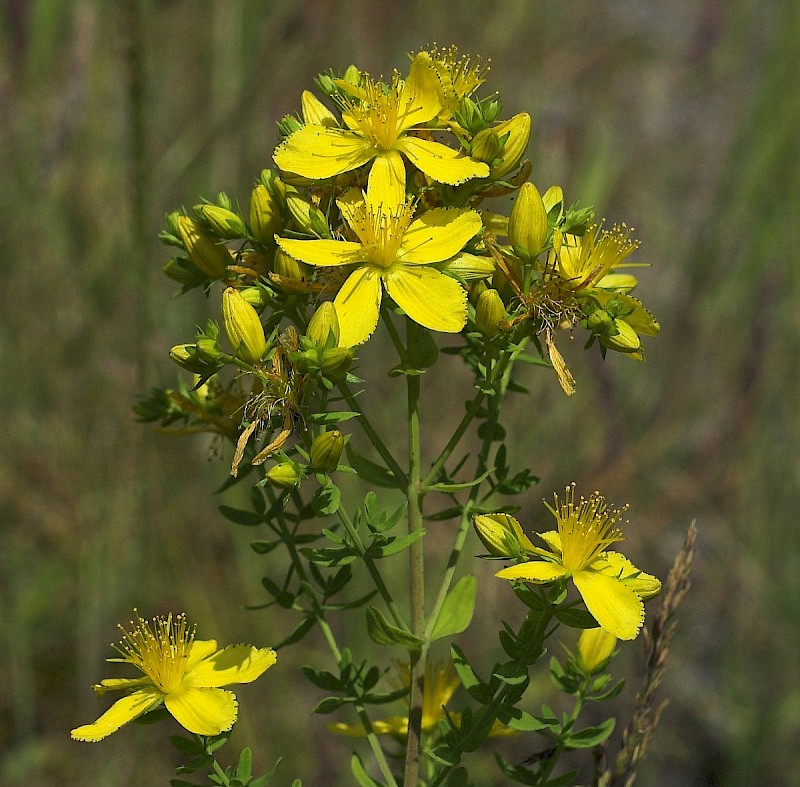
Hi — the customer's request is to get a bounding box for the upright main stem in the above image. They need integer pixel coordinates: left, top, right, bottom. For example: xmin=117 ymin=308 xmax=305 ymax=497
xmin=403 ymin=319 xmax=426 ymax=786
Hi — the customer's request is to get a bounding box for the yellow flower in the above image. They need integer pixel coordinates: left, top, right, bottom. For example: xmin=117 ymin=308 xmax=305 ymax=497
xmin=554 ymin=224 xmax=641 ymax=292
xmin=71 ymin=612 xmax=276 ymax=741
xmin=495 ymin=486 xmax=661 ymax=640
xmin=418 ymin=45 xmax=489 ymax=118
xmin=276 ymin=178 xmax=481 ymax=347
xmin=273 ymin=54 xmax=488 ymax=203
xmin=329 ymin=660 xmax=513 ymax=739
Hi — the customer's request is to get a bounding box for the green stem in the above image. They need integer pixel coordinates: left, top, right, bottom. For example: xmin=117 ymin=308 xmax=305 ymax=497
xmin=337 ymin=507 xmax=409 ymax=631
xmin=337 ymin=378 xmax=407 ymax=486
xmin=403 ymin=318 xmax=426 ymax=787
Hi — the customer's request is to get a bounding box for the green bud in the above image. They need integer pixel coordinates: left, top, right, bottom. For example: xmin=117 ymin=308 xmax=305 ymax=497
xmin=307 ymin=302 xmax=340 ymax=348
xmin=195 ymin=336 xmax=225 ymax=364
xmin=342 ymin=64 xmax=361 ymax=86
xmin=475 ymin=288 xmax=506 ymax=338
xmin=542 ymin=186 xmax=564 ymax=223
xmin=602 ymin=319 xmax=641 ymax=353
xmin=273 ymin=248 xmax=311 ymax=282
xmin=278 ymin=114 xmax=303 ymax=137
xmin=195 ymin=203 xmax=246 ymax=239
xmin=285 ymin=188 xmax=329 ymax=237
xmin=177 ymin=215 xmax=231 ymax=279
xmin=455 ymin=97 xmax=483 ymax=135
xmin=508 ymin=182 xmax=548 ymax=259
xmin=315 ymin=72 xmax=336 ymax=96
xmin=249 ymin=183 xmax=282 ymax=243
xmin=162 ymin=257 xmax=204 ymax=285
xmin=265 ymin=461 xmax=305 ymax=489
xmin=309 ymin=430 xmax=345 ymax=473
xmin=169 ymin=343 xmax=222 ymax=375
xmin=470 ymin=128 xmax=502 ymax=164
xmin=473 ymin=513 xmax=535 ymax=558
xmin=586 ymin=308 xmax=614 ymax=333
xmin=222 ymin=287 xmax=267 ymax=364
xmin=469 ymin=279 xmax=488 ymax=303
xmin=320 ymin=347 xmax=353 ymax=379
xmin=238 ymin=286 xmax=272 ymax=309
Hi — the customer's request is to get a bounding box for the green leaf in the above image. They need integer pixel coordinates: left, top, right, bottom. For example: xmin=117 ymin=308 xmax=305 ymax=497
xmin=445 ymin=767 xmax=469 ymax=787
xmin=451 ymin=644 xmax=493 ymax=704
xmin=345 ymin=444 xmax=399 ymax=489
xmin=312 ymin=481 xmax=341 ymax=515
xmin=250 ymin=540 xmax=281 ymax=554
xmin=430 ymin=576 xmax=477 ymax=641
xmin=564 ymin=718 xmax=615 ymax=748
xmin=499 ymin=708 xmax=551 ymax=732
xmin=218 ymin=505 xmax=263 ymax=526
xmin=426 ymin=469 xmax=492 ymax=493
xmin=235 ymin=748 xmax=253 ymax=782
xmin=366 ymin=607 xmax=423 ymax=650
xmin=309 ymin=410 xmax=360 ymax=424
xmin=371 ymin=528 xmax=426 ymax=558
xmin=312 ymin=696 xmax=347 ymax=715
xmin=275 ymin=616 xmax=315 ymax=649
xmin=350 ymin=754 xmax=382 ymax=787
xmin=554 ymin=606 xmax=598 ymax=629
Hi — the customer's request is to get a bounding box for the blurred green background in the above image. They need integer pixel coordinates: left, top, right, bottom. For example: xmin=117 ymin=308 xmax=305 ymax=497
xmin=2 ymin=1 xmax=799 ymax=784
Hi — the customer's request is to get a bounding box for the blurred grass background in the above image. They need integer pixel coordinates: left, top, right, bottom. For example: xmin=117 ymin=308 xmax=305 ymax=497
xmin=1 ymin=0 xmax=799 ymax=784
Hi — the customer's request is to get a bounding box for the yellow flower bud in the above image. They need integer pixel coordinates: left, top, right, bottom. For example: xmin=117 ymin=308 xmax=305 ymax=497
xmin=169 ymin=343 xmax=221 ymax=375
xmin=195 ymin=204 xmax=246 ymax=239
xmin=542 ymin=186 xmax=564 ymax=220
xmin=307 ymin=302 xmax=340 ymax=348
xmin=576 ymin=628 xmax=617 ymax=674
xmin=309 ymin=430 xmax=345 ymax=473
xmin=319 ymin=347 xmax=353 ymax=379
xmin=285 ymin=188 xmax=328 ymax=236
xmin=222 ymin=287 xmax=267 ymax=364
xmin=439 ymin=253 xmax=495 ymax=281
xmin=249 ymin=184 xmax=282 ymax=244
xmin=265 ymin=461 xmax=304 ymax=489
xmin=475 ymin=288 xmax=506 ymax=338
xmin=508 ymin=182 xmax=548 ymax=260
xmin=177 ymin=215 xmax=231 ymax=279
xmin=473 ymin=513 xmax=535 ymax=557
xmin=273 ymin=248 xmax=311 ymax=283
xmin=301 ymin=90 xmax=338 ymax=127
xmin=491 ymin=112 xmax=531 ymax=177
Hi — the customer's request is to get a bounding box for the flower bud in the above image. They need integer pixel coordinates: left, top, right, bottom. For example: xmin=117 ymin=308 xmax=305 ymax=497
xmin=169 ymin=343 xmax=222 ymax=375
xmin=163 ymin=257 xmax=203 ymax=285
xmin=284 ymin=188 xmax=329 ymax=236
xmin=490 ymin=113 xmax=531 ymax=177
xmin=238 ymin=286 xmax=272 ymax=309
xmin=319 ymin=347 xmax=353 ymax=379
xmin=265 ymin=461 xmax=304 ymax=489
xmin=576 ymin=628 xmax=617 ymax=674
xmin=194 ymin=204 xmax=246 ymax=239
xmin=273 ymin=248 xmax=311 ymax=282
xmin=307 ymin=302 xmax=340 ymax=348
xmin=177 ymin=215 xmax=231 ymax=279
xmin=508 ymin=182 xmax=548 ymax=260
xmin=542 ymin=186 xmax=564 ymax=222
xmin=602 ymin=319 xmax=640 ymax=353
xmin=222 ymin=287 xmax=267 ymax=364
xmin=475 ymin=288 xmax=506 ymax=338
xmin=470 ymin=128 xmax=502 ymax=164
xmin=439 ymin=253 xmax=495 ymax=281
xmin=309 ymin=430 xmax=345 ymax=473
xmin=249 ymin=184 xmax=282 ymax=244
xmin=473 ymin=513 xmax=535 ymax=557
xmin=195 ymin=337 xmax=225 ymax=364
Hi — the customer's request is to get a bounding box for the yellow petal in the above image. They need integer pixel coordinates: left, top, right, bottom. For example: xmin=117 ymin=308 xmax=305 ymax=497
xmin=397 ymin=52 xmax=443 ymax=132
xmin=400 ymin=208 xmax=482 ymax=264
xmin=274 ymin=126 xmax=373 ymax=179
xmin=164 ymin=687 xmax=238 ymax=736
xmin=93 ymin=677 xmax=152 ymax=696
xmin=600 ymin=552 xmax=662 ymax=600
xmin=383 ymin=266 xmax=467 ymax=333
xmin=368 ymin=150 xmax=407 ymax=208
xmin=537 ymin=530 xmax=562 ymax=553
xmin=187 ymin=645 xmax=277 ymax=688
xmin=334 ymin=266 xmax=383 ymax=347
xmin=301 ymin=90 xmax=338 ymax=127
xmin=396 ymin=136 xmax=489 ymax=185
xmin=495 ymin=560 xmax=567 ymax=583
xmin=573 ymin=570 xmax=645 ymax=640
xmin=276 ymin=237 xmax=365 ymax=267
xmin=71 ymin=688 xmax=163 ymax=741
xmin=186 ymin=639 xmax=219 ymax=669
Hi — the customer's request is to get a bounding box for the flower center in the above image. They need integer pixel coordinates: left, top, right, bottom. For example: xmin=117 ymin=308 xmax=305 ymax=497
xmin=114 ymin=612 xmax=195 ymax=695
xmin=427 ymin=45 xmax=488 ymax=106
xmin=546 ymin=485 xmax=625 ymax=573
xmin=558 ymin=224 xmax=639 ymax=289
xmin=344 ymin=75 xmax=415 ymax=150
xmin=348 ymin=198 xmax=414 ymax=268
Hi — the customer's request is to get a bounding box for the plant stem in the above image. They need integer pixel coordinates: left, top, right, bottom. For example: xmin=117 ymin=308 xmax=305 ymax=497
xmin=403 ymin=318 xmax=426 ymax=787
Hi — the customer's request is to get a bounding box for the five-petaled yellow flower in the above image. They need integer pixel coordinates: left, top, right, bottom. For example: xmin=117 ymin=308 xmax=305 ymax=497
xmin=71 ymin=612 xmax=276 ymax=741
xmin=273 ymin=53 xmax=489 ymax=204
xmin=276 ymin=179 xmax=482 ymax=347
xmin=495 ymin=486 xmax=660 ymax=640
